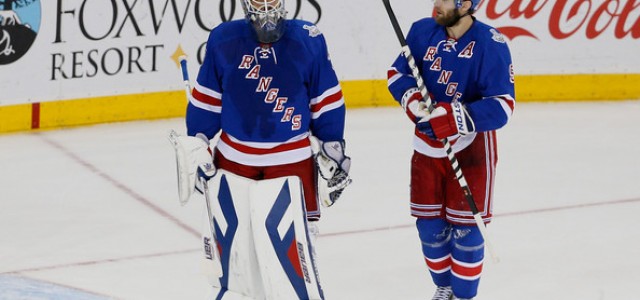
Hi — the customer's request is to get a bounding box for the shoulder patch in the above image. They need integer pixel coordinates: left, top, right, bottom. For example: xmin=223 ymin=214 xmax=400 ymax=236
xmin=490 ymin=28 xmax=506 ymax=43
xmin=303 ymin=24 xmax=322 ymax=38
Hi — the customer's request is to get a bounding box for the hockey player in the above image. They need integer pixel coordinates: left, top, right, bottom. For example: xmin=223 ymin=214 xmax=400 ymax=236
xmin=387 ymin=0 xmax=515 ymax=299
xmin=178 ymin=0 xmax=350 ymax=299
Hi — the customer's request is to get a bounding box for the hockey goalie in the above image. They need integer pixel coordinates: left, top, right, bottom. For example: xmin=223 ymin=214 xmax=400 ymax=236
xmin=168 ymin=0 xmax=351 ymax=299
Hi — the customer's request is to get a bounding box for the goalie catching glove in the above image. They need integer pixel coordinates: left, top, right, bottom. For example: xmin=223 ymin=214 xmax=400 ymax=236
xmin=168 ymin=130 xmax=217 ymax=205
xmin=315 ymin=140 xmax=352 ymax=207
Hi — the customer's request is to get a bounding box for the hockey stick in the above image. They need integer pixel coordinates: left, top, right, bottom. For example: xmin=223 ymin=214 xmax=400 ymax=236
xmin=382 ymin=0 xmax=498 ymax=263
xmin=179 ymin=56 xmax=223 ymax=276
xmin=200 ymin=176 xmax=223 ymax=277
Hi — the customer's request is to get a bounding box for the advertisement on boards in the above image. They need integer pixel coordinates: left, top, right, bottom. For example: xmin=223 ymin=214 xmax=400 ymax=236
xmin=0 ymin=0 xmax=638 ymax=131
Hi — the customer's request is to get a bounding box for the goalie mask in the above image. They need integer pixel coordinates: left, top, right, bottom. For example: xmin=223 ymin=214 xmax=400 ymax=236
xmin=241 ymin=0 xmax=288 ymax=43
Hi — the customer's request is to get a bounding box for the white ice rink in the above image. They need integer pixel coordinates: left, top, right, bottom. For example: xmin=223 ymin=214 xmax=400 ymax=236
xmin=1 ymin=102 xmax=639 ymax=300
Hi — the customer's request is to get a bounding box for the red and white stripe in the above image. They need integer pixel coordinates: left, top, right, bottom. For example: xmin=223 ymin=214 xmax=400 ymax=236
xmin=451 ymin=256 xmax=484 ymax=281
xmin=410 ymin=203 xmax=443 ymax=218
xmin=190 ymin=81 xmax=222 ymax=113
xmin=413 ymin=132 xmax=476 ymax=158
xmin=387 ymin=68 xmax=406 ymax=87
xmin=487 ymin=94 xmax=515 ymax=122
xmin=216 ymin=132 xmax=312 ymax=166
xmin=425 ymin=254 xmax=452 ymax=274
xmin=310 ymin=85 xmax=344 ymax=119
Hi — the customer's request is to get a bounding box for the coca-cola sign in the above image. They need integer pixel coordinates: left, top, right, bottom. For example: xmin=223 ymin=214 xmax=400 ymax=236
xmin=468 ymin=0 xmax=640 ymax=40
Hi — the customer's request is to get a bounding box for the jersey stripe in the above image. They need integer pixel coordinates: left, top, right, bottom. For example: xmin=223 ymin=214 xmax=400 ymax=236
xmin=310 ymin=85 xmax=344 ymax=119
xmin=413 ymin=132 xmax=476 ymax=158
xmin=194 ymin=81 xmax=222 ymax=100
xmin=216 ymin=132 xmax=312 ymax=166
xmin=488 ymin=94 xmax=515 ymax=122
xmin=387 ymin=68 xmax=403 ymax=86
xmin=191 ymin=82 xmax=222 ymax=113
xmin=219 ymin=132 xmax=310 ymax=155
xmin=192 ymin=88 xmax=222 ymax=107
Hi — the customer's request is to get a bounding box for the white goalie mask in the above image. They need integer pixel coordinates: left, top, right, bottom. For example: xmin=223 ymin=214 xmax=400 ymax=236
xmin=241 ymin=0 xmax=288 ymax=43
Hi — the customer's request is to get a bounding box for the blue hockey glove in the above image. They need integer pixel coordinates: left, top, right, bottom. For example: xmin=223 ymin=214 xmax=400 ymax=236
xmin=417 ymin=101 xmax=475 ymax=140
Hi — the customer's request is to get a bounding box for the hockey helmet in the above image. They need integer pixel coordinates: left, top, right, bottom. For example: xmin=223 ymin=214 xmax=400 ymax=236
xmin=455 ymin=0 xmax=480 ymax=12
xmin=241 ymin=0 xmax=288 ymax=43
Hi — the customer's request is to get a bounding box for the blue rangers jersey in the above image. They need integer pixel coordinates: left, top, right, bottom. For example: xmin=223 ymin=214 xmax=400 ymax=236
xmin=187 ymin=19 xmax=345 ymax=166
xmin=388 ymin=18 xmax=515 ymax=158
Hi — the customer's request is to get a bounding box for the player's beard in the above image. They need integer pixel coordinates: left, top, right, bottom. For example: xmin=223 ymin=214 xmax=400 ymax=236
xmin=435 ymin=8 xmax=462 ymax=27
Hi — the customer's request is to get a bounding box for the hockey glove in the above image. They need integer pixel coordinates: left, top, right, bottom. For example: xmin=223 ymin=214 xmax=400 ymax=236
xmin=168 ymin=130 xmax=216 ymax=205
xmin=417 ymin=101 xmax=475 ymax=140
xmin=401 ymin=87 xmax=430 ymax=123
xmin=315 ymin=140 xmax=352 ymax=207
xmin=192 ymin=133 xmax=216 ymax=195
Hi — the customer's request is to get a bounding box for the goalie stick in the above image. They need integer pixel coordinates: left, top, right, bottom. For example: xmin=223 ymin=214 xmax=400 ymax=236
xmin=382 ymin=0 xmax=499 ymax=263
xmin=177 ymin=55 xmax=223 ymax=276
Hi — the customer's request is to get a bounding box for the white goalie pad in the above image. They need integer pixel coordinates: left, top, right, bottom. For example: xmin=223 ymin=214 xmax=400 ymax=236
xmin=167 ymin=130 xmax=211 ymax=205
xmin=250 ymin=176 xmax=324 ymax=300
xmin=204 ymin=171 xmax=264 ymax=298
xmin=205 ymin=171 xmax=323 ymax=300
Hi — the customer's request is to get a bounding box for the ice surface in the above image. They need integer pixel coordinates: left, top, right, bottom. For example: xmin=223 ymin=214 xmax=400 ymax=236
xmin=1 ymin=102 xmax=639 ymax=299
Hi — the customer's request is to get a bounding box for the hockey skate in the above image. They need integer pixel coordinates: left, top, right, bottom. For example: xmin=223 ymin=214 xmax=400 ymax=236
xmin=432 ymin=286 xmax=452 ymax=300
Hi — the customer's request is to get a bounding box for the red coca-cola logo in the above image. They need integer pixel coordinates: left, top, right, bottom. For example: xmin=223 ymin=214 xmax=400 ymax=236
xmin=443 ymin=0 xmax=640 ymax=40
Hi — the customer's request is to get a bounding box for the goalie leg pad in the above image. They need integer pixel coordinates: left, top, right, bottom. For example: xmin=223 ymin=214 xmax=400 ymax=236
xmin=207 ymin=171 xmax=265 ymax=299
xmin=250 ymin=176 xmax=324 ymax=300
xmin=205 ymin=171 xmax=324 ymax=299
xmin=206 ymin=288 xmax=257 ymax=300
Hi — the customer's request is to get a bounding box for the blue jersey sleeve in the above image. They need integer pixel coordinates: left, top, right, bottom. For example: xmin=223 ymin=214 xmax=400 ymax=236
xmin=186 ymin=29 xmax=225 ymax=139
xmin=307 ymin=28 xmax=346 ymax=142
xmin=387 ymin=21 xmax=425 ymax=104
xmin=466 ymin=30 xmax=515 ymax=132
